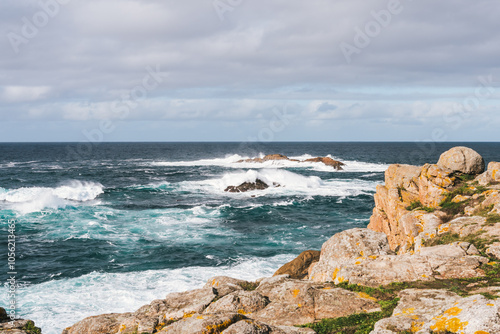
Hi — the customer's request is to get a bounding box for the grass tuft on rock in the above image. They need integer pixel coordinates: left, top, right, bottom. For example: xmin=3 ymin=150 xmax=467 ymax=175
xmin=301 ymin=297 xmax=400 ymax=334
xmin=406 ymin=201 xmax=435 ymax=212
xmin=238 ymin=281 xmax=259 ymax=291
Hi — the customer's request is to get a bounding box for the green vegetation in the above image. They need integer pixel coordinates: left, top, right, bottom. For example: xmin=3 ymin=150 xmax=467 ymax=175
xmin=458 ymin=174 xmax=476 ymax=182
xmin=422 ymin=231 xmax=499 ymax=255
xmin=406 ymin=200 xmax=435 ymax=212
xmin=238 ymin=281 xmax=259 ymax=291
xmin=22 ymin=321 xmax=42 ymax=334
xmin=302 ymin=297 xmax=400 ymax=334
xmin=487 ymin=213 xmax=500 ymax=226
xmin=303 ymin=261 xmax=500 ymax=333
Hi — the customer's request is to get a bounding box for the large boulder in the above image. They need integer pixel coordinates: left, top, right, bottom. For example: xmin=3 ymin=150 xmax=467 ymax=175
xmin=273 ymin=250 xmax=320 ymax=279
xmin=437 ymin=146 xmax=485 ymax=175
xmin=204 ymin=290 xmax=269 ymax=315
xmin=204 ymin=276 xmax=246 ymax=297
xmin=310 ymin=232 xmax=487 ymax=287
xmin=309 ymin=228 xmax=393 ymax=282
xmin=372 ymin=289 xmax=500 ymax=334
xmin=252 ymin=278 xmax=379 ymax=326
xmin=476 ymin=161 xmax=500 ymax=185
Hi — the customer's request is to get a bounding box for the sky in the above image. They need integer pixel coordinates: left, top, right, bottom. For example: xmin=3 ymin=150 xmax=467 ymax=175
xmin=0 ymin=0 xmax=499 ymax=142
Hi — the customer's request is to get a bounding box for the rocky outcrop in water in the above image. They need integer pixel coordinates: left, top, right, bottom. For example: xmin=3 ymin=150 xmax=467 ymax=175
xmin=224 ymin=179 xmax=271 ymax=192
xmin=237 ymin=154 xmax=345 ymax=170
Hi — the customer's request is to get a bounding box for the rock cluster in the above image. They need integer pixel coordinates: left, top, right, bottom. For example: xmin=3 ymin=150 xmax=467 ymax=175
xmin=237 ymin=154 xmax=345 ymax=170
xmin=368 ymin=147 xmax=500 ymax=253
xmin=63 ymin=275 xmax=380 ymax=333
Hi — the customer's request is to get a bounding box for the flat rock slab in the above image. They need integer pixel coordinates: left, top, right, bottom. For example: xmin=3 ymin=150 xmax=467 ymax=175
xmin=372 ymin=289 xmax=500 ymax=334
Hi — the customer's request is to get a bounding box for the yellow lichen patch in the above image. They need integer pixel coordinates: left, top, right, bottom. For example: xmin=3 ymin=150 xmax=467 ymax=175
xmin=487 ymin=303 xmax=494 ymax=307
xmin=332 ymin=267 xmax=340 ymax=281
xmin=359 ymin=250 xmax=365 ymax=257
xmin=368 ymin=255 xmax=378 ymax=260
xmin=183 ymin=312 xmax=195 ymax=318
xmin=292 ymin=289 xmax=300 ymax=298
xmin=410 ymin=321 xmax=424 ymax=333
xmin=337 ymin=276 xmax=346 ymax=283
xmin=474 ymin=331 xmax=490 ymax=334
xmin=357 ymin=292 xmax=377 ymax=302
xmin=197 ymin=315 xmax=205 ymax=319
xmin=298 ymin=303 xmax=302 ymax=308
xmin=119 ymin=325 xmax=126 ymax=332
xmin=401 ymin=308 xmax=415 ymax=315
xmin=355 ymin=261 xmax=361 ymax=265
xmin=323 ymin=286 xmax=332 ymax=290
xmin=237 ymin=309 xmax=247 ymax=315
xmin=430 ymin=315 xmax=468 ymax=333
xmin=422 ymin=274 xmax=428 ymax=278
xmin=488 ymin=262 xmax=497 ymax=266
xmin=356 ymin=242 xmax=360 ymax=246
xmin=443 ymin=307 xmax=462 ymax=317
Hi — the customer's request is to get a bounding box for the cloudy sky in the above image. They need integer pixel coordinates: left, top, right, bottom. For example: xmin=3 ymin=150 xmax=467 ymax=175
xmin=0 ymin=0 xmax=499 ymax=142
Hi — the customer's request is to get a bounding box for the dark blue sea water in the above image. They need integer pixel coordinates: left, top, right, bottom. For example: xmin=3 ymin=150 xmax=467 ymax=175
xmin=1 ymin=142 xmax=499 ymax=333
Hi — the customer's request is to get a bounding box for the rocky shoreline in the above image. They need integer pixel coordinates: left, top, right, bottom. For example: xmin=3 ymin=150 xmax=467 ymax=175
xmin=5 ymin=146 xmax=500 ymax=333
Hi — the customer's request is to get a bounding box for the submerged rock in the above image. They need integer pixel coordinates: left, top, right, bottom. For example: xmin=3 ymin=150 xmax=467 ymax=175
xmin=224 ymin=179 xmax=270 ymax=192
xmin=302 ymin=157 xmax=345 ymax=170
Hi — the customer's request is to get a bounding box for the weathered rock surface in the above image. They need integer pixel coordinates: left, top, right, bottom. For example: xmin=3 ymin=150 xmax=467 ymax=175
xmin=237 ymin=154 xmax=344 ymax=170
xmin=372 ymin=289 xmax=500 ymax=334
xmin=204 ymin=290 xmax=269 ymax=315
xmin=253 ymin=276 xmax=380 ymax=326
xmin=62 ymin=313 xmax=134 ymax=334
xmin=477 ymin=161 xmax=500 ymax=185
xmin=204 ymin=276 xmax=246 ymax=297
xmin=157 ymin=312 xmax=245 ymax=333
xmin=309 ymin=228 xmax=393 ymax=283
xmin=225 ymin=179 xmax=270 ymax=192
xmin=273 ymin=250 xmax=320 ymax=279
xmin=437 ymin=146 xmax=485 ymax=175
xmin=310 ymin=228 xmax=487 ymax=286
xmin=64 ymin=288 xmax=217 ymax=334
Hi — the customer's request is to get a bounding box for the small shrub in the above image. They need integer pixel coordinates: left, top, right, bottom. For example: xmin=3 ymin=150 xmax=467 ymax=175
xmin=238 ymin=281 xmax=259 ymax=291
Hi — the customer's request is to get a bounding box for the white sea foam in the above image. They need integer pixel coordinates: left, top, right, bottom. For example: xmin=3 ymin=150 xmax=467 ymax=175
xmin=149 ymin=153 xmax=389 ymax=173
xmin=0 ymin=181 xmax=104 ymax=214
xmin=177 ymin=169 xmax=378 ymax=197
xmin=1 ymin=254 xmax=294 ymax=334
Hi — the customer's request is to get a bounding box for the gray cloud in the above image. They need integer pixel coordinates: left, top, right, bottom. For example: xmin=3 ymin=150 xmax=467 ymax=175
xmin=0 ymin=0 xmax=499 ymax=141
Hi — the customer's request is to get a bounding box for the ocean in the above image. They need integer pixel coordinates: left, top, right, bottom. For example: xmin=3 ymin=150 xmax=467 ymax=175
xmin=1 ymin=142 xmax=499 ymax=333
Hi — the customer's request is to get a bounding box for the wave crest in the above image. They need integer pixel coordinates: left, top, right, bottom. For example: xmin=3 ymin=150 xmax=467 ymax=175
xmin=0 ymin=181 xmax=104 ymax=214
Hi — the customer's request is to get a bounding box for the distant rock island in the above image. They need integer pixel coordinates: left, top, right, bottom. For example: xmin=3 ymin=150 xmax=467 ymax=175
xmin=19 ymin=147 xmax=500 ymax=333
xmin=237 ymin=154 xmax=345 ymax=170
